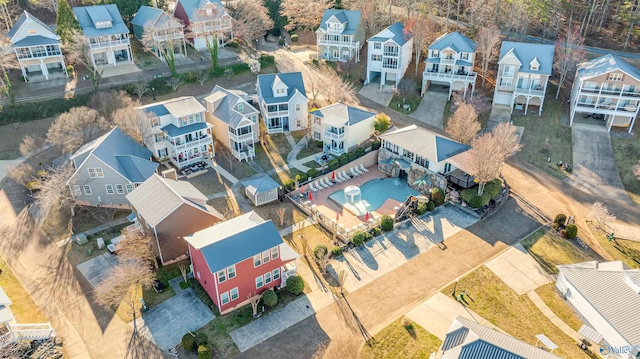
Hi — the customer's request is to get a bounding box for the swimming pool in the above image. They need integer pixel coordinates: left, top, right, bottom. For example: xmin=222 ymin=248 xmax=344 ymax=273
xmin=329 ymin=178 xmax=419 ymax=216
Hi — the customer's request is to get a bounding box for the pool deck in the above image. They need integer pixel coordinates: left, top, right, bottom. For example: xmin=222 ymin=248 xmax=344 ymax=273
xmin=305 ymin=166 xmax=404 ymax=231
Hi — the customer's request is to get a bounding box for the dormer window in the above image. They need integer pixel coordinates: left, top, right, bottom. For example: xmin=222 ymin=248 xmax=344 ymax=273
xmin=531 ymin=64 xmax=539 ymax=71
xmin=95 ymin=21 xmax=112 ymax=29
xmin=206 ymin=8 xmax=212 ymax=16
xmin=608 ymin=73 xmax=623 ymax=81
xmin=530 ymin=57 xmax=540 ymax=71
xmin=237 ymin=103 xmax=244 ymax=112
xmin=276 ymin=88 xmax=285 ymax=95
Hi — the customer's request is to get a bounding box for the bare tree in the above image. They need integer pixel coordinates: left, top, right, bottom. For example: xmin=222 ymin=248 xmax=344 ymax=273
xmin=590 ymin=201 xmax=616 ymax=230
xmin=94 ymin=259 xmax=155 ymax=359
xmin=337 ymin=58 xmax=357 ymax=78
xmin=32 ymin=164 xmax=75 ymax=213
xmin=119 ymin=229 xmax=159 ymax=269
xmin=0 ymin=0 xmax=20 ymax=33
xmin=451 ymin=91 xmax=492 ymax=115
xmin=358 ymin=0 xmax=392 ymax=37
xmin=0 ymin=35 xmax=18 ymax=106
xmin=469 ymin=133 xmax=502 ymax=196
xmin=280 ymin=0 xmax=325 ymax=31
xmin=445 ymin=103 xmax=480 ymax=145
xmin=394 ymin=78 xmax=417 ymax=104
xmin=46 ymin=106 xmax=110 ymax=153
xmin=113 ymin=108 xmax=155 ymax=146
xmin=554 ymin=27 xmax=586 ymax=98
xmin=315 ymin=245 xmax=329 ymax=274
xmin=178 ymin=261 xmax=188 ymax=283
xmin=476 ymin=26 xmax=502 ymax=88
xmin=491 ymin=122 xmax=522 ymax=160
xmin=322 ymin=67 xmax=358 ymax=105
xmin=7 ymin=163 xmax=35 ymax=190
xmin=133 ymin=82 xmax=148 ymax=100
xmin=167 ymin=77 xmax=182 ymax=91
xmin=276 ymin=207 xmax=286 ymax=227
xmin=89 ymin=90 xmax=138 ymax=120
xmin=247 ymin=292 xmax=263 ymax=317
xmin=337 ymin=269 xmax=348 ymax=295
xmin=29 ymin=0 xmax=57 ymax=12
xmin=84 ymin=206 xmax=117 ymax=224
xmin=214 ymin=141 xmax=235 ymax=171
xmin=19 ymin=135 xmax=43 ymax=157
xmin=65 ymin=31 xmax=103 ymax=92
xmin=231 ymin=0 xmax=273 ymax=44
xmin=404 ymin=6 xmax=438 ymax=76
xmin=141 ymin=17 xmax=184 ymax=76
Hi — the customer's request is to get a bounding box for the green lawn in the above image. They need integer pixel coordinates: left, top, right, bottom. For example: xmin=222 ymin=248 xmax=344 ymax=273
xmin=589 ymin=224 xmax=640 ymax=269
xmin=297 ymin=142 xmax=322 ymax=161
xmin=303 ymin=160 xmax=321 ymax=169
xmin=271 ymin=168 xmax=304 ymax=187
xmin=442 ymin=266 xmax=594 ymax=359
xmin=388 ymin=96 xmax=421 ymax=115
xmin=290 ymin=130 xmax=306 ymax=143
xmin=143 ymin=261 xmax=189 ymax=309
xmin=186 ymin=169 xmax=231 ymax=196
xmin=253 ymin=133 xmax=292 ymax=172
xmin=535 ymin=283 xmax=583 ymax=331
xmin=215 ymin=155 xmax=256 ymax=180
xmin=360 ymin=319 xmax=442 ymax=359
xmin=611 ymin=134 xmax=640 ymax=205
xmin=512 ymin=91 xmax=573 ymax=179
xmin=521 ymin=228 xmax=597 ymax=274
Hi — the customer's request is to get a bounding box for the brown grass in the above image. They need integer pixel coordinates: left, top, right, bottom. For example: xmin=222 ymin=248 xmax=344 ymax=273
xmin=251 ymin=201 xmax=307 ymax=229
xmin=589 ymin=223 xmax=640 ymax=269
xmin=521 ymin=228 xmax=597 ymax=274
xmin=535 ymin=283 xmax=583 ymax=331
xmin=359 ymin=319 xmax=441 ymax=359
xmin=0 ymin=257 xmax=47 ymax=323
xmin=0 ymin=117 xmax=54 ymax=160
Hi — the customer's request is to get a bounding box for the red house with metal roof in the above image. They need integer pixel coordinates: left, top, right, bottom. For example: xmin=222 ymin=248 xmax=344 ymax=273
xmin=184 ymin=211 xmax=299 ymax=314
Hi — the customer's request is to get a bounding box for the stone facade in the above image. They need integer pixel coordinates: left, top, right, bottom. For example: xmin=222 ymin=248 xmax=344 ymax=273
xmin=377 ymin=148 xmax=447 ymax=194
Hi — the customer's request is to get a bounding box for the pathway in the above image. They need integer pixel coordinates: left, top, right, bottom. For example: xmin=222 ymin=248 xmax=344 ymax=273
xmin=484 ymin=242 xmax=553 ymax=295
xmin=526 ymin=291 xmax=581 ymax=341
xmin=57 ymin=217 xmax=130 ymax=248
xmin=485 ymin=104 xmax=512 ymax=132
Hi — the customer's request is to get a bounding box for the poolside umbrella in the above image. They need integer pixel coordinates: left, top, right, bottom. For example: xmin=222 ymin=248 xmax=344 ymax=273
xmin=300 ymin=185 xmax=305 ymax=194
xmin=332 ymin=171 xmax=336 ymax=180
xmin=365 ymin=212 xmax=370 ymax=221
xmin=308 ymin=191 xmax=312 ymax=201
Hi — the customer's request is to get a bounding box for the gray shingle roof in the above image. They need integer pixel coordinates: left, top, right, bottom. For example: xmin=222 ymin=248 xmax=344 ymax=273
xmin=368 ymin=22 xmax=412 ymax=46
xmin=12 ymin=35 xmax=59 ymax=47
xmin=176 ymin=0 xmax=225 ymax=21
xmin=577 ymin=53 xmax=640 ymax=81
xmin=558 ymin=261 xmax=640 ymax=345
xmin=499 ymin=41 xmax=555 ymax=75
xmin=205 ymin=85 xmax=259 ymax=128
xmin=69 ymin=127 xmax=157 ymax=183
xmin=242 ymin=175 xmax=280 ymax=196
xmin=7 ymin=11 xmax=57 ymax=42
xmin=441 ymin=316 xmax=561 ymax=359
xmin=257 ymin=72 xmax=307 ymax=104
xmin=73 ymin=4 xmax=129 ymax=37
xmin=310 ymin=102 xmax=375 ymax=128
xmin=380 ymin=125 xmax=470 ymax=163
xmin=429 ymin=31 xmax=477 ymax=52
xmin=184 ymin=211 xmax=286 ymax=273
xmin=317 ymin=10 xmax=362 ymax=35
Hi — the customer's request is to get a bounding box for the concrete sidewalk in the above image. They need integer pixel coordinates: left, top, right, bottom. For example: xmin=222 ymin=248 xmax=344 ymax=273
xmin=485 ymin=243 xmax=553 ymax=295
xmin=527 ymin=291 xmax=580 ymax=341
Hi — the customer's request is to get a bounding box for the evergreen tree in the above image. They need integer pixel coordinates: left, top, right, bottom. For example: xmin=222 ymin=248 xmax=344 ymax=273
xmin=107 ymin=0 xmax=151 ymax=23
xmin=56 ymin=0 xmax=79 ymax=44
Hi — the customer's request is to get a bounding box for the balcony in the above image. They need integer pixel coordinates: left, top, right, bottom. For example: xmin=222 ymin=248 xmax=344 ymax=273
xmin=265 ymin=110 xmax=289 ymax=117
xmin=440 ymin=57 xmax=456 ymax=65
xmin=324 ymin=129 xmax=345 ymax=140
xmin=153 ymin=32 xmax=184 ymax=42
xmin=232 ymin=146 xmax=255 ymax=161
xmin=422 ymin=70 xmax=477 ymax=83
xmin=168 ymin=134 xmax=211 ymax=151
xmin=16 ymin=48 xmax=62 ymax=60
xmin=514 ymin=86 xmax=545 ymax=97
xmin=172 ymin=153 xmax=207 ymax=168
xmin=574 ymin=101 xmax=639 ymax=114
xmin=229 ymin=131 xmax=254 ymax=142
xmin=89 ymin=38 xmax=130 ymax=50
xmin=383 ymin=51 xmax=399 ymax=57
xmin=581 ymin=86 xmax=640 ymax=98
xmin=383 ymin=62 xmax=399 ymax=69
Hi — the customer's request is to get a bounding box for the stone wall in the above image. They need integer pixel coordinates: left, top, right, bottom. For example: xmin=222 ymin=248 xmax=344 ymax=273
xmin=377 ymin=148 xmax=447 ymax=195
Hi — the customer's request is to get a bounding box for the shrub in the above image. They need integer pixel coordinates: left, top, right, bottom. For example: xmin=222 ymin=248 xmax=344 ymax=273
xmin=271 ymin=27 xmax=281 ymax=36
xmin=380 ymin=215 xmax=394 ymax=231
xmin=278 ymin=39 xmax=285 ymax=46
xmin=331 ymin=246 xmax=342 ymax=256
xmin=374 ymin=113 xmax=391 ymax=133
xmin=182 ymin=333 xmax=196 ymax=352
xmin=338 ymin=153 xmax=349 ymax=166
xmin=307 ymin=168 xmax=319 ymax=179
xmin=415 ymin=202 xmax=427 ymax=215
xmin=0 ymin=94 xmax=91 ymax=125
xmin=179 ymin=281 xmax=189 ymax=289
xmin=316 ymin=140 xmax=323 ymax=148
xmin=355 ymin=147 xmax=365 ymax=158
xmin=188 ymin=278 xmax=214 ymax=308
xmin=284 ymin=179 xmax=295 ymax=191
xmin=291 ymin=34 xmax=298 ymax=41
xmin=364 ymin=231 xmax=373 ymax=241
xmin=565 ymin=224 xmax=578 ymax=239
xmin=66 ymin=65 xmax=74 ymax=74
xmin=427 ymin=201 xmax=436 ymax=211
xmin=262 ymin=289 xmax=278 ymax=307
xmin=259 ymin=54 xmax=275 ymax=68
xmin=371 ymin=140 xmax=381 ymax=150
xmin=328 ymin=159 xmax=339 ymax=171
xmin=552 ymin=222 xmax=560 ymax=231
xmin=346 ymin=152 xmax=356 ymax=162
xmin=371 ymin=227 xmax=382 ymax=237
xmin=313 ymin=244 xmax=328 ymax=259
xmin=295 ymin=173 xmax=308 ymax=183
xmin=430 ymin=188 xmax=445 ymax=206
xmin=554 ymin=214 xmax=567 ymax=227
xmin=352 ymin=232 xmax=365 ymax=246
xmin=148 ymin=77 xmax=173 ymax=96
xmin=197 ymin=344 xmax=212 ymax=359
xmin=286 ymin=275 xmax=304 ymax=295
xmin=195 ymin=333 xmax=208 ymax=346
xmin=560 ymin=229 xmax=567 ymax=238
xmin=181 ymin=71 xmax=198 ymax=83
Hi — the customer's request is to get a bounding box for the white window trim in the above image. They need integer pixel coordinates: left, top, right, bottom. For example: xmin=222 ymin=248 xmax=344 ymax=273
xmin=256 ymin=275 xmax=264 ymax=289
xmin=217 ymin=270 xmax=226 ymax=283
xmin=264 ymin=271 xmax=272 ymax=284
xmin=72 ymin=185 xmax=81 ymax=196
xmin=105 ymin=184 xmax=114 ymax=195
xmin=262 ymin=250 xmax=271 ymax=264
xmin=227 ymin=265 xmax=236 ymax=279
xmin=83 ymin=185 xmax=92 ymax=195
xmin=115 ymin=184 xmax=124 ymax=194
xmin=96 ymin=168 xmax=104 ymax=178
xmin=125 ymin=184 xmax=134 ymax=193
xmin=254 ymin=254 xmax=262 ymax=267
xmin=230 ymin=287 xmax=239 ymax=301
xmin=273 ymin=268 xmax=280 ymax=281
xmin=88 ymin=168 xmax=96 ymax=178
xmin=271 ymin=247 xmax=279 ymax=260
xmin=220 ymin=291 xmax=229 ymax=305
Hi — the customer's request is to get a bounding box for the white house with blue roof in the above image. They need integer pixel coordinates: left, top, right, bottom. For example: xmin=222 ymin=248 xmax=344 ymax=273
xmin=569 ymin=53 xmax=640 ymax=132
xmin=204 ymin=85 xmax=260 ymax=162
xmin=422 ymin=32 xmax=477 ymax=99
xmin=173 ymin=0 xmax=233 ymax=50
xmin=73 ymin=4 xmax=132 ymax=67
xmin=131 ymin=6 xmax=187 ymax=60
xmin=310 ymin=102 xmax=376 ymax=156
xmin=316 ymin=9 xmax=364 ymax=63
xmin=67 ymin=127 xmax=159 ymax=208
xmin=257 ymin=72 xmax=309 ymax=134
xmin=365 ymin=22 xmax=414 ymax=89
xmin=137 ymin=96 xmax=214 ymax=169
xmin=493 ymin=41 xmax=555 ymax=115
xmin=242 ymin=175 xmax=281 ymax=206
xmin=7 ymin=11 xmax=67 ymax=82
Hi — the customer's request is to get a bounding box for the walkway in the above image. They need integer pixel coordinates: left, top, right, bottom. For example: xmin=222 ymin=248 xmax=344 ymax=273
xmin=484 ymin=243 xmax=553 ymax=295
xmin=357 ymin=83 xmax=394 ymax=106
xmin=485 ymin=104 xmax=512 ymax=132
xmin=527 ymin=291 xmax=580 ymax=341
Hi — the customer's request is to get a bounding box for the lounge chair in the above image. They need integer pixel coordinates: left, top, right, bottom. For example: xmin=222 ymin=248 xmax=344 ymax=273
xmin=323 ymin=177 xmax=334 ymax=187
xmin=309 ymin=182 xmax=318 ymax=192
xmin=337 ymin=172 xmax=348 ymax=182
xmin=341 ymin=170 xmax=351 ymax=180
xmin=359 ymin=164 xmax=369 ymax=173
xmin=333 ymin=174 xmax=343 ymax=183
xmin=350 ymin=167 xmax=360 ymax=177
xmin=315 ymin=180 xmax=326 ymax=190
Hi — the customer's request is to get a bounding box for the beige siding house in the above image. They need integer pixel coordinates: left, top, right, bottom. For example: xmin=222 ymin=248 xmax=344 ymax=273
xmin=422 ymin=32 xmax=477 ymax=99
xmin=310 ymin=103 xmax=376 ymax=156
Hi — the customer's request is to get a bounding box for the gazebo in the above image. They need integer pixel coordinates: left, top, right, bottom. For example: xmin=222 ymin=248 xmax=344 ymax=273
xmin=242 ymin=175 xmax=281 ymax=206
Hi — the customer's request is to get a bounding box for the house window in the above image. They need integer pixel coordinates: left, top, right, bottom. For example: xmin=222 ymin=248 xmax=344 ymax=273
xmin=230 ymin=287 xmax=239 ymax=300
xmin=83 ymin=185 xmax=92 ymax=195
xmin=371 ymin=54 xmax=382 ymax=61
xmin=126 ymin=184 xmax=134 ymax=193
xmin=608 ymin=73 xmax=623 ymax=81
xmin=295 ymin=104 xmax=301 ymax=111
xmin=444 ymin=163 xmax=452 ymax=173
xmin=276 ymin=88 xmax=285 ymax=95
xmin=264 ymin=271 xmax=272 ymax=284
xmin=271 ymin=247 xmax=279 ymax=260
xmin=254 ymin=254 xmax=262 ymax=267
xmin=461 ymin=52 xmax=469 ymax=60
xmin=431 ymin=50 xmax=439 ymax=58
xmin=499 ymin=78 xmax=513 ymax=87
xmin=96 ymin=168 xmax=104 ymax=178
xmin=373 ymin=42 xmax=381 ymax=50
xmin=273 ymin=268 xmax=280 ymax=281
xmin=220 ymin=292 xmax=229 ymax=305
xmin=238 ymin=103 xmax=244 ymax=112
xmin=88 ymin=168 xmax=96 ymax=178
xmin=115 ymin=184 xmax=124 ymax=194
xmin=197 ymin=270 xmax=201 ymax=279
xmin=105 ymin=184 xmax=114 ymax=195
xmin=256 ymin=275 xmax=264 ymax=288
xmin=262 ymin=250 xmax=271 ymax=264
xmin=217 ymin=270 xmax=226 ymax=283
xmin=72 ymin=185 xmax=81 ymax=196
xmin=251 ymin=116 xmax=257 ymax=123
xmin=531 ymin=64 xmax=539 ymax=71
xmin=502 ymin=65 xmax=515 ymax=78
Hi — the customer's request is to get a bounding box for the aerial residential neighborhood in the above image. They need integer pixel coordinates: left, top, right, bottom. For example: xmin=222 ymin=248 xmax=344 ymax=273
xmin=0 ymin=1 xmax=639 ymax=359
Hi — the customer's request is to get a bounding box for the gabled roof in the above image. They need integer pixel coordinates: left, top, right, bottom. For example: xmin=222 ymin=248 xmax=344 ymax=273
xmin=161 ymin=122 xmax=208 ymax=138
xmin=558 ymin=261 xmax=640 ymax=345
xmin=242 ymin=175 xmax=280 ymax=196
xmin=137 ymin=96 xmax=206 ymax=119
xmin=310 ymin=102 xmax=376 ymax=128
xmin=7 ymin=11 xmax=58 ymax=44
xmin=577 ymin=53 xmax=640 ymax=81
xmin=317 ymin=10 xmax=362 ymax=35
xmin=205 ymin=85 xmax=259 ymax=128
xmin=368 ymin=22 xmax=412 ymax=46
xmin=257 ymin=72 xmax=307 ymax=104
xmin=132 ymin=6 xmax=182 ymax=29
xmin=12 ymin=35 xmax=59 ymax=47
xmin=177 ymin=0 xmax=226 ymax=21
xmin=441 ymin=316 xmax=561 ymax=359
xmin=499 ymin=41 xmax=555 ymax=75
xmin=185 ymin=211 xmax=294 ymax=273
xmin=379 ymin=125 xmax=470 ymax=163
xmin=127 ymin=173 xmax=223 ymax=228
xmin=69 ymin=127 xmax=157 ymax=184
xmin=429 ymin=31 xmax=477 ymax=53
xmin=73 ymin=4 xmax=129 ymax=37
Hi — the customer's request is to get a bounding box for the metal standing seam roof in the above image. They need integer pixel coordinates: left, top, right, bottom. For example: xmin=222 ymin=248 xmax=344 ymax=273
xmin=206 ymin=85 xmax=259 ymax=128
xmin=379 ymin=125 xmax=471 ymax=163
xmin=137 ymin=96 xmax=206 ymax=118
xmin=257 ymin=72 xmax=307 ymax=104
xmin=429 ymin=31 xmax=477 ymax=52
xmin=241 ymin=175 xmax=280 ymax=196
xmin=577 ymin=53 xmax=640 ymax=81
xmin=7 ymin=11 xmax=58 ymax=43
xmin=73 ymin=4 xmax=129 ymax=37
xmin=161 ymin=122 xmax=209 ymax=137
xmin=368 ymin=22 xmax=412 ymax=46
xmin=12 ymin=35 xmax=59 ymax=47
xmin=115 ymin=155 xmax=159 ymax=183
xmin=177 ymin=0 xmax=226 ymax=21
xmin=441 ymin=316 xmax=561 ymax=359
xmin=310 ymin=102 xmax=376 ymax=128
xmin=558 ymin=261 xmax=640 ymax=345
xmin=499 ymin=41 xmax=556 ymax=75
xmin=317 ymin=10 xmax=362 ymax=36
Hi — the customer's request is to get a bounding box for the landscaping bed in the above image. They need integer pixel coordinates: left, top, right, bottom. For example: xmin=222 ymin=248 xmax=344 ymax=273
xmin=388 ymin=95 xmax=421 ymax=115
xmin=359 ymin=318 xmax=442 ymax=359
xmin=460 ymin=179 xmax=503 ymax=208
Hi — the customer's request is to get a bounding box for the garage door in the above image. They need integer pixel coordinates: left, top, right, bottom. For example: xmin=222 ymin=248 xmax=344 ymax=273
xmin=493 ymin=91 xmax=512 ymax=105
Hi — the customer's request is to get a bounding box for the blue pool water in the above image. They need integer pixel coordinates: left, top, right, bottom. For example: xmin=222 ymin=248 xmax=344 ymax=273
xmin=329 ymin=178 xmax=419 ymax=216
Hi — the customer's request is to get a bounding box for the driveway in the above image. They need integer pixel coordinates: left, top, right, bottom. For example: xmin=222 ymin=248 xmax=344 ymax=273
xmin=328 ymin=205 xmax=479 ymax=293
xmin=565 ymin=123 xmax=631 ymax=204
xmin=484 ymin=243 xmax=553 ymax=295
xmin=485 ymin=104 xmax=512 ymax=132
xmin=410 ymin=91 xmax=448 ymax=129
xmin=134 ymin=287 xmax=215 ymax=351
xmin=357 ymin=83 xmax=394 ymax=106
xmin=76 ymin=253 xmax=119 ymax=288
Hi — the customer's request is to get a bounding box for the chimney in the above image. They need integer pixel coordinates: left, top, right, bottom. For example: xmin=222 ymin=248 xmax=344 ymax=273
xmin=161 ymin=168 xmax=178 ymax=181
